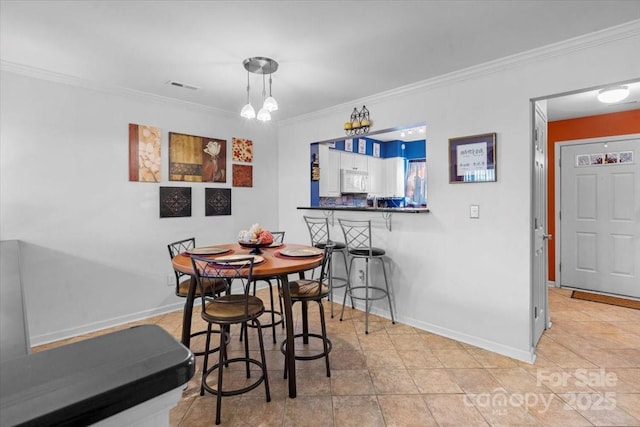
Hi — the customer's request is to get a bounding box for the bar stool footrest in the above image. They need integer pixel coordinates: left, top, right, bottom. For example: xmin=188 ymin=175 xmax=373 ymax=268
xmin=247 ymin=309 xmax=284 ymax=329
xmin=328 ymin=276 xmax=349 ymax=290
xmin=202 ymin=357 xmax=268 ymax=397
xmin=346 ymin=285 xmax=390 ymax=302
xmin=280 ymin=333 xmax=332 ymax=361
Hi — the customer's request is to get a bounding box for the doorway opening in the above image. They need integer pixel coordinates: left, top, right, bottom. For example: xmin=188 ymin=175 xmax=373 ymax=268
xmin=530 ymin=79 xmax=640 ymax=354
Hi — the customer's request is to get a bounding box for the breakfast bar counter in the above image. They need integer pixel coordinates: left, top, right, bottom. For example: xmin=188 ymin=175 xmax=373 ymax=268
xmin=297 ymin=206 xmax=429 ymax=230
xmin=297 ymin=206 xmax=430 ymax=213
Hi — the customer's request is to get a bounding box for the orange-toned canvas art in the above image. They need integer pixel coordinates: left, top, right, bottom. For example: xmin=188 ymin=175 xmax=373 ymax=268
xmin=232 ymin=137 xmax=253 ymax=163
xmin=232 ymin=164 xmax=253 ymax=187
xmin=129 ymin=123 xmax=161 ymax=182
xmin=169 ymin=132 xmax=226 ymax=182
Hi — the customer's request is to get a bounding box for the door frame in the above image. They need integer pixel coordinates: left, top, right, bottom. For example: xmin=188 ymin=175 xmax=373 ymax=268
xmin=553 ymin=133 xmax=640 ymax=289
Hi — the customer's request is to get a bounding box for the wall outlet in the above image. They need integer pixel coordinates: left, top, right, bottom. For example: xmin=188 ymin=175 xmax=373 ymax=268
xmin=166 ymin=275 xmax=174 ymax=286
xmin=358 ymin=270 xmax=365 ymax=283
xmin=470 ymin=204 xmax=480 ymax=219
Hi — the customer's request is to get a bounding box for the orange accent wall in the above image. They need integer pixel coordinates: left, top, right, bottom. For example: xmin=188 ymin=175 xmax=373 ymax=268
xmin=547 ymin=109 xmax=640 ymax=281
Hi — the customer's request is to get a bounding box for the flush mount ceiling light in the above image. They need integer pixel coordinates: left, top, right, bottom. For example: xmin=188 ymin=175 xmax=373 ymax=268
xmin=240 ymin=57 xmax=279 ymax=121
xmin=597 ymin=86 xmax=630 ymax=104
xmin=400 ymin=127 xmax=425 ymax=139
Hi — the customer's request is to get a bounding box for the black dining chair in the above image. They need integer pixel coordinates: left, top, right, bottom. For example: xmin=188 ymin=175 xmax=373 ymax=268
xmin=190 ymin=254 xmax=270 ymax=425
xmin=167 ymin=237 xmax=227 ymax=356
xmin=280 ymin=243 xmax=335 ymax=378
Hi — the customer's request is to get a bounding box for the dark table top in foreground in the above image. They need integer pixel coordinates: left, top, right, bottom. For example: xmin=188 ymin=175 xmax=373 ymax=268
xmin=0 ymin=324 xmax=195 ymax=427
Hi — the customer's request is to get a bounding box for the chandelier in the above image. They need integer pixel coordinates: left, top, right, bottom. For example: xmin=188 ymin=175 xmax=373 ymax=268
xmin=240 ymin=57 xmax=279 ymax=122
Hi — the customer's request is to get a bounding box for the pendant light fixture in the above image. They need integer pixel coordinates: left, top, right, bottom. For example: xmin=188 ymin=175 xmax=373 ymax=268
xmin=240 ymin=70 xmax=255 ymax=119
xmin=240 ymin=57 xmax=279 ymax=121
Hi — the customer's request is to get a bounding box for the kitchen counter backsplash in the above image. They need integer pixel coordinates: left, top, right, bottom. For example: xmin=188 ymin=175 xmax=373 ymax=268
xmin=319 ymin=195 xmax=417 ymax=209
xmin=319 ymin=194 xmax=368 ymax=207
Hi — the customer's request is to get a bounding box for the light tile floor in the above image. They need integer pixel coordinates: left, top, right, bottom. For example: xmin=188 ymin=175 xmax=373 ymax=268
xmin=34 ymin=288 xmax=640 ymax=426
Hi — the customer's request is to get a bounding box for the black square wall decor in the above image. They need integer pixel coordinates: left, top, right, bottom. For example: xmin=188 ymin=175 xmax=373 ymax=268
xmin=205 ymin=188 xmax=231 ymax=216
xmin=160 ymin=186 xmax=192 ymax=218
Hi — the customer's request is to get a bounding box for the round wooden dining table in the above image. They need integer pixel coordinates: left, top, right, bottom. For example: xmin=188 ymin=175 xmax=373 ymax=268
xmin=171 ymin=242 xmax=324 ymax=399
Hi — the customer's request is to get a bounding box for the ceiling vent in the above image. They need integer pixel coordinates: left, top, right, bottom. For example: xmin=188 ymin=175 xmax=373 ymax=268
xmin=166 ymin=80 xmax=199 ymax=90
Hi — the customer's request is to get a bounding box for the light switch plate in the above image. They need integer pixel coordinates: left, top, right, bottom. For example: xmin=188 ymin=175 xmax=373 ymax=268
xmin=470 ymin=204 xmax=480 ymax=219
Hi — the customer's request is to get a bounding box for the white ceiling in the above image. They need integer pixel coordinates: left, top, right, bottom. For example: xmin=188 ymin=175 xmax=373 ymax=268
xmin=1 ymin=1 xmax=639 ymax=125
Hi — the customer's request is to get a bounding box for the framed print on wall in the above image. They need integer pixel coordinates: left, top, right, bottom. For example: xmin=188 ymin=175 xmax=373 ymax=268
xmin=205 ymin=188 xmax=231 ymax=216
xmin=232 ymin=137 xmax=253 ymax=163
xmin=129 ymin=123 xmax=161 ymax=182
xmin=448 ymin=132 xmax=497 ymax=183
xmin=358 ymin=138 xmax=366 ymax=154
xmin=168 ymin=132 xmax=227 ymax=183
xmin=345 ymin=138 xmax=353 ymax=152
xmin=232 ymin=164 xmax=253 ymax=187
xmin=159 ymin=186 xmax=192 ymax=218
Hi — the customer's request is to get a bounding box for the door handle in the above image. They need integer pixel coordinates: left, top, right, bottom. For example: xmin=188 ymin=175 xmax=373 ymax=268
xmin=543 ymin=234 xmax=553 ymax=240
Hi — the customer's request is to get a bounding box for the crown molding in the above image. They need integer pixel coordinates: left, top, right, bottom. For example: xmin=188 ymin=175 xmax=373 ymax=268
xmin=280 ymin=19 xmax=640 ymax=127
xmin=0 ymin=60 xmax=237 ymax=119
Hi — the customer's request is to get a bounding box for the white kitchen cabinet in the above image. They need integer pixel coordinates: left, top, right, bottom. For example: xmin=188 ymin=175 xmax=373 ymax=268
xmin=340 ymin=151 xmax=368 ymax=172
xmin=367 ymin=156 xmax=385 ymax=197
xmin=384 ymin=157 xmax=405 ymax=197
xmin=318 ymin=144 xmax=341 ymax=197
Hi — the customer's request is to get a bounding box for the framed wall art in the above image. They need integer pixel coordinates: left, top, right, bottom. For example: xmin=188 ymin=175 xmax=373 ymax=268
xmin=344 ymin=138 xmax=353 ymax=152
xmin=169 ymin=132 xmax=226 ymax=183
xmin=159 ymin=186 xmax=192 ymax=218
xmin=232 ymin=164 xmax=253 ymax=187
xmin=232 ymin=137 xmax=253 ymax=163
xmin=129 ymin=123 xmax=161 ymax=182
xmin=448 ymin=132 xmax=497 ymax=183
xmin=205 ymin=188 xmax=231 ymax=216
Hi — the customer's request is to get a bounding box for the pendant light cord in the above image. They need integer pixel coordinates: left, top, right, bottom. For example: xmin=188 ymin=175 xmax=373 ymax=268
xmin=246 ymin=71 xmax=251 ymax=103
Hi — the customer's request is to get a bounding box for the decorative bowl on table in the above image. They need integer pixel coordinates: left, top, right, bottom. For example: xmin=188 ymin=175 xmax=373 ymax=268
xmin=238 ymin=240 xmax=272 ymax=254
xmin=238 ymin=224 xmax=274 ymax=254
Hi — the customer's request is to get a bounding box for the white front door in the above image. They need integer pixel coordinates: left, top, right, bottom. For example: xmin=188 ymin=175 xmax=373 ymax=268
xmin=559 ymin=136 xmax=640 ymax=298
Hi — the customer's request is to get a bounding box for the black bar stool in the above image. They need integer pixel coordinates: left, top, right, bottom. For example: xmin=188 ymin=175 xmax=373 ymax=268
xmin=280 ymin=243 xmax=335 ymax=378
xmin=190 ymin=254 xmax=270 ymax=425
xmin=303 ymin=216 xmax=351 ymax=317
xmin=167 ymin=237 xmax=227 ymax=356
xmin=338 ymin=219 xmax=395 ymax=334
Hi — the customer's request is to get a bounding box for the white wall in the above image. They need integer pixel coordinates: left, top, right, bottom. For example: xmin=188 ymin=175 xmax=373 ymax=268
xmin=0 ymin=71 xmax=279 ymax=344
xmin=2 ymin=23 xmax=638 ymax=358
xmin=277 ymin=25 xmax=640 ymax=361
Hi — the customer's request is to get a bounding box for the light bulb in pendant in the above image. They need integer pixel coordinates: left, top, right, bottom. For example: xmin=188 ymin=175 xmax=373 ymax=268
xmin=257 ymin=108 xmax=271 ymax=122
xmin=240 ymin=103 xmax=255 ymax=119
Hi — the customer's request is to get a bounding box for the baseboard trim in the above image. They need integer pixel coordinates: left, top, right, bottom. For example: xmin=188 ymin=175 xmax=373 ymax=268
xmin=29 ymin=302 xmax=184 ymax=347
xmin=334 ymin=295 xmax=535 ymax=364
